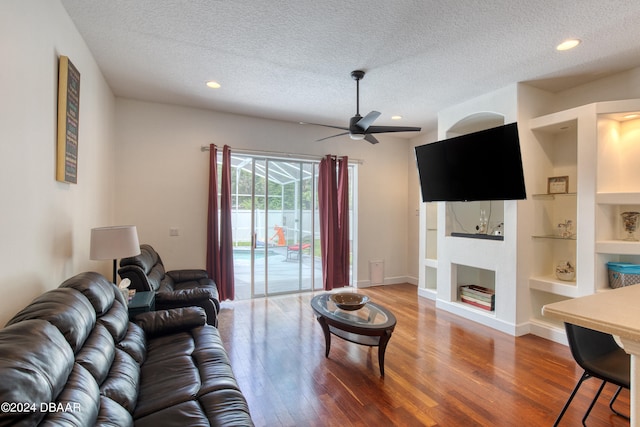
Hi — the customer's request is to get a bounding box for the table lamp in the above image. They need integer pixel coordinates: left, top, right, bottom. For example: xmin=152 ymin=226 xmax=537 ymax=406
xmin=90 ymin=225 xmax=141 ymax=283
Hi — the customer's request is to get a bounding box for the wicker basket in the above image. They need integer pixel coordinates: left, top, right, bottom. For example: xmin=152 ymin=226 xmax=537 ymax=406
xmin=607 ymin=262 xmax=640 ymax=288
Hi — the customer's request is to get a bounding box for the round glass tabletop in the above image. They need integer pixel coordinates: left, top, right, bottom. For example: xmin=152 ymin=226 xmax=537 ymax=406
xmin=310 ymin=293 xmax=396 ymax=329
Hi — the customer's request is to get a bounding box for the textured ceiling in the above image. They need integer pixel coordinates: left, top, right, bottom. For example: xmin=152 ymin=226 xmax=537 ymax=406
xmin=61 ymin=0 xmax=640 ymax=136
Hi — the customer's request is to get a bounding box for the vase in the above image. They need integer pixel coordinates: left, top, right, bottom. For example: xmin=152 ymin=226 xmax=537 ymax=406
xmin=621 ymin=211 xmax=640 ymax=241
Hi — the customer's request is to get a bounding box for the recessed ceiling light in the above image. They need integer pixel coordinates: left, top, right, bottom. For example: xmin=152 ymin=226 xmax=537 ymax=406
xmin=391 ymin=115 xmax=402 ymax=120
xmin=556 ymin=39 xmax=581 ymax=51
xmin=206 ymin=81 xmax=221 ymax=89
xmin=624 ymin=113 xmax=639 ymax=120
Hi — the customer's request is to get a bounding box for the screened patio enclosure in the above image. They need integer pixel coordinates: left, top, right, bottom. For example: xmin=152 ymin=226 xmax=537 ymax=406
xmin=222 ymin=153 xmax=354 ymax=299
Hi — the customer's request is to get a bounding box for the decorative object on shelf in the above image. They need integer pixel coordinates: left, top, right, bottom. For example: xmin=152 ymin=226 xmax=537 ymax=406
xmin=476 ymin=209 xmax=488 ymax=234
xmin=547 ymin=176 xmax=569 ymax=194
xmin=56 ymin=55 xmax=81 ymax=184
xmin=607 ymin=262 xmax=640 ymax=288
xmin=555 ymin=260 xmax=576 ymax=281
xmin=621 ymin=211 xmax=640 ymax=241
xmin=557 ymin=219 xmax=574 ymax=239
xmin=329 ymin=292 xmax=370 ymax=311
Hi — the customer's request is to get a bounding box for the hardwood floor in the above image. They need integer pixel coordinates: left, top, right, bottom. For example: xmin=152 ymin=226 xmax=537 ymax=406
xmin=217 ymin=283 xmax=630 ymax=426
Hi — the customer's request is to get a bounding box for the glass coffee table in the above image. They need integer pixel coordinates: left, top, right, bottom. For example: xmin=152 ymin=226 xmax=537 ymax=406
xmin=310 ymin=293 xmax=396 ymax=376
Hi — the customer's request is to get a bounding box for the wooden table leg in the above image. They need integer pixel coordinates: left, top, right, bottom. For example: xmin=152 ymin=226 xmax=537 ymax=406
xmin=378 ymin=329 xmax=393 ymax=377
xmin=316 ymin=315 xmax=332 ymax=358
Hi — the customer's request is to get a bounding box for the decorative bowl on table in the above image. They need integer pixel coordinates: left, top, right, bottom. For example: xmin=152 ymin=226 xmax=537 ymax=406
xmin=329 ymin=293 xmax=370 ymax=311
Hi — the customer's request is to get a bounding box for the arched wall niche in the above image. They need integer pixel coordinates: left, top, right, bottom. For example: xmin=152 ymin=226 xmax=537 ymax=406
xmin=443 ymin=111 xmax=506 ymax=240
xmin=446 ymin=112 xmax=505 ymax=138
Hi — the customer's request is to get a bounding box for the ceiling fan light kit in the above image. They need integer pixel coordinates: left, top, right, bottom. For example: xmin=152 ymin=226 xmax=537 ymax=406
xmin=303 ymin=70 xmax=421 ymax=144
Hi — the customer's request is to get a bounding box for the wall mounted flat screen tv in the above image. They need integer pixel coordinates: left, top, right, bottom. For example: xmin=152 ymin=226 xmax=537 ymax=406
xmin=415 ymin=122 xmax=526 ymax=202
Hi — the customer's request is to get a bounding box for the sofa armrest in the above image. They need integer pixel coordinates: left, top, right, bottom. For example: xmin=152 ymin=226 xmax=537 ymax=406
xmin=155 ymin=287 xmax=216 ymax=304
xmin=118 ymin=265 xmax=154 ymax=292
xmin=134 ymin=307 xmax=206 ymax=337
xmin=166 ymin=269 xmax=209 ymax=283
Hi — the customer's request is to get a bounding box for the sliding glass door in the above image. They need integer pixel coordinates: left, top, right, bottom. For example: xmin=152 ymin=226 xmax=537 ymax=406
xmin=229 ymin=154 xmax=340 ymax=298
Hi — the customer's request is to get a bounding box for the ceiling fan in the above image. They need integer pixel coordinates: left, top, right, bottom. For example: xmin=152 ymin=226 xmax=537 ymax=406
xmin=301 ymin=70 xmax=421 ymax=144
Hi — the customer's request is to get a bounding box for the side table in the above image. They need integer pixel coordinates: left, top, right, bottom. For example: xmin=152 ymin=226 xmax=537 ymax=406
xmin=127 ymin=291 xmax=155 ymax=320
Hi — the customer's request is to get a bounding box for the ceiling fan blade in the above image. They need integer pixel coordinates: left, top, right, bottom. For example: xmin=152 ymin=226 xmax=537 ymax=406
xmin=355 ymin=111 xmax=381 ymax=131
xmin=364 ymin=134 xmax=380 ymax=144
xmin=365 ymin=125 xmax=422 ymax=134
xmin=300 ymin=121 xmax=349 ymax=131
xmin=316 ymin=132 xmax=350 ymax=142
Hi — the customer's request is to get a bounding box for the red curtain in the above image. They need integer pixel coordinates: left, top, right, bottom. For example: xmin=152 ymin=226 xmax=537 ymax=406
xmin=337 ymin=156 xmax=350 ymax=287
xmin=318 ymin=155 xmax=349 ymax=290
xmin=206 ymin=144 xmax=221 ymax=287
xmin=219 ymin=145 xmax=235 ymax=300
xmin=206 ymin=144 xmax=235 ymax=301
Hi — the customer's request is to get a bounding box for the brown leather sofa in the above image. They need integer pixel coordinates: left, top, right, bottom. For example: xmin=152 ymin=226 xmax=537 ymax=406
xmin=0 ymin=272 xmax=253 ymax=426
xmin=118 ymin=244 xmax=220 ymax=326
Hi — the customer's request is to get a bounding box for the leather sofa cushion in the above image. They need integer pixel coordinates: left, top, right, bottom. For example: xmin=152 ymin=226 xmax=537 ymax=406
xmin=121 ymin=244 xmax=160 ymax=275
xmin=60 ymin=271 xmax=120 ymax=315
xmin=96 ymin=298 xmax=130 ymax=343
xmin=135 ymin=307 xmax=206 ymax=338
xmin=76 ymin=323 xmax=115 ymax=384
xmin=0 ymin=319 xmax=74 ymax=426
xmin=120 ymin=244 xmax=165 ymax=291
xmin=39 ymin=363 xmax=101 ymax=426
xmin=158 ymin=279 xmax=218 ymax=303
xmin=100 ymin=349 xmax=140 ymax=413
xmin=98 ymin=396 xmax=134 ymax=427
xmin=6 ymin=288 xmax=95 ymax=353
xmin=117 ymin=321 xmax=147 ymax=364
xmin=192 ymin=327 xmax=243 ymax=394
xmin=134 ymin=389 xmax=253 ymax=427
xmin=135 ymin=354 xmax=203 ymax=419
xmin=133 ymin=325 xmax=245 ymax=421
xmin=199 ymin=389 xmax=255 ymax=426
xmin=61 ymin=271 xmax=130 ymax=343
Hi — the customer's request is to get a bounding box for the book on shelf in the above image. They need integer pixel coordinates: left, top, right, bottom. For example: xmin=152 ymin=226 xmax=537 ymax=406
xmin=460 ymin=290 xmax=493 ymax=303
xmin=459 ymin=284 xmax=495 ymax=310
xmin=459 ymin=284 xmax=494 ymax=298
xmin=460 ymin=295 xmax=494 ymax=311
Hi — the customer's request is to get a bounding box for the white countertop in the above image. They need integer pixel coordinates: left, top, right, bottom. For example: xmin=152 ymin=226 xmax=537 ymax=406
xmin=542 ymin=285 xmax=640 ymax=342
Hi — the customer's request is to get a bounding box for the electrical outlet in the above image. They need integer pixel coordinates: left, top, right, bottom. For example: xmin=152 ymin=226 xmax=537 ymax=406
xmin=169 ymin=228 xmax=179 ymax=237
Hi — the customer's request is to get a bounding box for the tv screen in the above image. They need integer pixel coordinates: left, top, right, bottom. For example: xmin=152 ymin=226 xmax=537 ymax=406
xmin=415 ymin=123 xmax=526 ymax=202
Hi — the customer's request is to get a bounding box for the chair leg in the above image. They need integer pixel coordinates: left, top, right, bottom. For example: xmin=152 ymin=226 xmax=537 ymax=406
xmin=554 ymin=372 xmax=590 ymax=427
xmin=581 ymin=380 xmax=606 ymax=426
xmin=609 ymin=386 xmax=630 ymax=420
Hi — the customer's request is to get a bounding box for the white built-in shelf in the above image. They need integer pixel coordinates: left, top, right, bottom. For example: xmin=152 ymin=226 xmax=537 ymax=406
xmin=532 ymin=192 xmax=577 ymax=200
xmin=595 ymin=240 xmax=640 ymax=255
xmin=529 ymin=276 xmax=578 ymax=297
xmin=425 ymin=258 xmax=438 ymax=268
xmin=453 ymin=300 xmax=496 ymax=317
xmin=596 ymin=192 xmax=640 ymax=204
xmin=529 ymin=110 xmax=579 ymax=133
xmin=532 ymin=235 xmax=577 ymax=241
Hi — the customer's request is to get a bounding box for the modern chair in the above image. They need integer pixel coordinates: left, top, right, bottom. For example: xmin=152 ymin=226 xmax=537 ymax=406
xmin=553 ymin=322 xmax=630 ymax=426
xmin=286 ymin=236 xmax=312 ymax=260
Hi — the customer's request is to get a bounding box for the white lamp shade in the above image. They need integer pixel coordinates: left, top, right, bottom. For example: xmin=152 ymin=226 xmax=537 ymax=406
xmin=90 ymin=225 xmax=141 ymax=260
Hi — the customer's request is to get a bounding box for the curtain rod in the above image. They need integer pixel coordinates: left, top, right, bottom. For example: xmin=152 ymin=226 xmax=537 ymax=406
xmin=200 ymin=145 xmax=363 ymax=165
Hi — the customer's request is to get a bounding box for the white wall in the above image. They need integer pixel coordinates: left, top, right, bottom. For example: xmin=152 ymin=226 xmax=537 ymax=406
xmin=408 ymin=130 xmax=438 ymax=283
xmin=114 ymin=99 xmax=412 ymax=287
xmin=0 ymin=0 xmax=116 ymax=325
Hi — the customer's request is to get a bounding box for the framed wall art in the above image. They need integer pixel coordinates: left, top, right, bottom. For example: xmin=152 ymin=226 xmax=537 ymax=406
xmin=56 ymin=55 xmax=80 ymax=183
xmin=547 ymin=176 xmax=569 ymax=194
